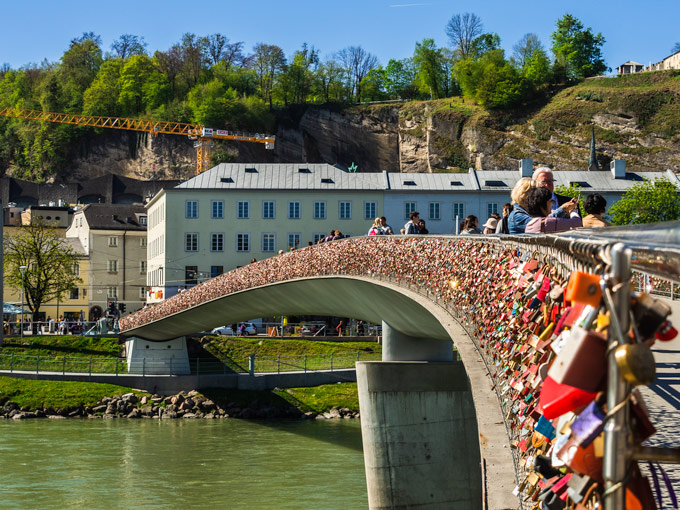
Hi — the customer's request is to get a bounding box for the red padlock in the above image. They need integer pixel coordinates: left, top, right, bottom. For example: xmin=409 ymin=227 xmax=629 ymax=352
xmin=655 ymin=320 xmax=678 ymax=342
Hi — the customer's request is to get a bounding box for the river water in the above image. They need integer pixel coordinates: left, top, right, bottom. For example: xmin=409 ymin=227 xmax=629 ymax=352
xmin=0 ymin=419 xmax=367 ymax=509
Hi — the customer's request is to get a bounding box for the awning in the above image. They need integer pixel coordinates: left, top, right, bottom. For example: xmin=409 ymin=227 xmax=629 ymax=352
xmin=3 ymin=303 xmax=32 ymax=315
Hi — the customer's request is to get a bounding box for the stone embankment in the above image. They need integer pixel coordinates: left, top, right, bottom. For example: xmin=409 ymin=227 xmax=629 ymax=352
xmin=0 ymin=390 xmax=359 ymax=421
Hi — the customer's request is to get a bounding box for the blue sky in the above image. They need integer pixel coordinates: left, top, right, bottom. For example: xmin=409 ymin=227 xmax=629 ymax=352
xmin=1 ymin=0 xmax=678 ymax=72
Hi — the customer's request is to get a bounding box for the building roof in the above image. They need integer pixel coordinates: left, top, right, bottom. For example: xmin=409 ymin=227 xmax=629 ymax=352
xmin=65 ymin=237 xmax=86 ymax=255
xmin=165 ymin=163 xmax=680 ymax=197
xmin=618 ymin=61 xmax=643 ymax=66
xmin=175 ymin=163 xmax=386 ymax=191
xmin=79 ymin=204 xmax=147 ymax=231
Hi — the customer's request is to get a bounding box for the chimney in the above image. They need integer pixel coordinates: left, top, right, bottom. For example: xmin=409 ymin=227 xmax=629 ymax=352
xmin=610 ymin=160 xmax=626 ymax=179
xmin=519 ymin=158 xmax=533 ymax=178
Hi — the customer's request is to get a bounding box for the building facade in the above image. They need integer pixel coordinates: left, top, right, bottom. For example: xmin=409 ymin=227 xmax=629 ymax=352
xmin=146 ymin=161 xmax=680 ymax=303
xmin=66 ymin=204 xmax=148 ymax=319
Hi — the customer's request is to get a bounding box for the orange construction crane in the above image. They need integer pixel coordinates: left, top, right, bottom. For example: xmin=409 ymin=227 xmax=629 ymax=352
xmin=0 ymin=106 xmax=276 ymax=175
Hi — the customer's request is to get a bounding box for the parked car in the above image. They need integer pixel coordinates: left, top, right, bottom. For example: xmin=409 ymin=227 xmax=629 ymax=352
xmin=211 ymin=323 xmax=257 ymax=336
xmin=300 ymin=321 xmax=328 ymax=336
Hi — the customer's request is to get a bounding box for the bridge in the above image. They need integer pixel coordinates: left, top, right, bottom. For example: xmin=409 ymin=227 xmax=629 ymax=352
xmin=120 ymin=228 xmax=680 ymax=510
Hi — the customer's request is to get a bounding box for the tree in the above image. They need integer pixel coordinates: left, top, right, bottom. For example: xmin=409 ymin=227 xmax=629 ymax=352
xmin=672 ymin=42 xmax=680 ymax=55
xmin=512 ymin=33 xmax=543 ymax=70
xmin=469 ymin=33 xmax=501 ymax=59
xmin=413 ymin=39 xmax=446 ymax=99
xmin=384 ymin=58 xmax=417 ymax=99
xmin=551 ymin=14 xmax=607 ymax=79
xmin=609 ymin=178 xmax=680 ymax=225
xmin=445 ymin=13 xmax=483 ymax=60
xmin=204 ymin=34 xmax=228 ymax=66
xmin=58 ymin=37 xmax=103 ymax=110
xmin=455 ymin=49 xmax=525 ymax=108
xmin=110 ymin=34 xmax=147 ymax=59
xmin=3 ymin=219 xmax=82 ymax=320
xmin=252 ymin=43 xmax=286 ymax=108
xmin=337 ymin=46 xmax=379 ymax=102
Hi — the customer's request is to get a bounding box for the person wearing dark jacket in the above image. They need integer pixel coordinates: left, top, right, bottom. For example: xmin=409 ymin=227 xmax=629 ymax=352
xmin=532 ymin=167 xmax=571 ymax=211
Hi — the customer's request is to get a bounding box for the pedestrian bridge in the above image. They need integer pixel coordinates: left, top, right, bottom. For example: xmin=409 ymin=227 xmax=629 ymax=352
xmin=119 ymin=228 xmax=680 ymax=510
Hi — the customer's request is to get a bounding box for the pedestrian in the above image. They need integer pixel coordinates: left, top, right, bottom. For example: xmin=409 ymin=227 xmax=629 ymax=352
xmin=418 ymin=219 xmax=429 ymax=234
xmin=532 ymin=167 xmax=571 ymax=211
xmin=368 ymin=217 xmax=384 ymax=236
xmin=524 ymin=187 xmax=582 ymax=233
xmin=239 ymin=323 xmax=246 ymax=336
xmin=482 ymin=217 xmax=498 ymax=234
xmin=404 ymin=211 xmax=421 ymax=234
xmin=582 ymin=194 xmax=611 ymax=227
xmin=336 ymin=320 xmax=344 ymax=337
xmin=379 ymin=217 xmax=394 ymax=235
xmin=460 ymin=215 xmax=481 ymax=235
xmin=357 ymin=320 xmax=364 ymax=336
xmin=496 ymin=203 xmax=512 ymax=234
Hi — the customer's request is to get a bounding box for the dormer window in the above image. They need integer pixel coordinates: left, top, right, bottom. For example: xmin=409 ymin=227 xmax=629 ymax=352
xmin=298 ymin=168 xmax=311 ymax=173
xmin=245 ymin=167 xmax=257 ymax=173
xmin=321 ymin=178 xmax=334 ymax=184
xmin=220 ymin=177 xmax=234 ymax=183
xmin=403 ymin=180 xmax=416 ymax=186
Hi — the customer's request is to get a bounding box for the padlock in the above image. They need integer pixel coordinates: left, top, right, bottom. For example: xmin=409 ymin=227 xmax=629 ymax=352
xmin=655 ymin=320 xmax=677 ymax=341
xmin=540 ymin=327 xmax=606 ymax=419
xmin=632 ymin=292 xmax=671 ymax=340
xmin=565 ymin=271 xmax=602 ymax=307
xmin=614 ymin=343 xmax=656 ymax=386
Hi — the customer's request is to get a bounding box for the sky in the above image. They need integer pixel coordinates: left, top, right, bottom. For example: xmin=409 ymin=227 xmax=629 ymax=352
xmin=1 ymin=0 xmax=678 ymax=72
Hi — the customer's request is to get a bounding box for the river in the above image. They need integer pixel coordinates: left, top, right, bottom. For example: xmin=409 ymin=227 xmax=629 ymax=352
xmin=0 ymin=419 xmax=367 ymax=509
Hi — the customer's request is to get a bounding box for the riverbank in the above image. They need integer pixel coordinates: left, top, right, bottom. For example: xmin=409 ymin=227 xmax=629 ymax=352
xmin=0 ymin=377 xmax=360 ymax=421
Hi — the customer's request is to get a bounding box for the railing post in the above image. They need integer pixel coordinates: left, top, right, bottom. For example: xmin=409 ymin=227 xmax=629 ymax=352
xmin=330 ymin=352 xmax=334 ymax=372
xmin=604 ymin=243 xmax=632 ymax=510
xmin=196 ymin=357 xmax=200 ymax=376
xmin=248 ymin=354 xmax=255 ymax=376
xmin=304 ymin=354 xmax=307 ymax=373
xmin=277 ymin=355 xmax=281 ymax=374
xmin=36 ymin=355 xmax=39 ymax=374
xmin=169 ymin=357 xmax=173 ymax=374
xmin=115 ymin=358 xmax=119 ymax=376
xmin=10 ymin=353 xmax=13 ymax=372
xmin=62 ymin=356 xmax=66 ymax=375
xmin=89 ymin=357 xmax=92 ymax=376
xmin=142 ymin=358 xmax=146 ymax=377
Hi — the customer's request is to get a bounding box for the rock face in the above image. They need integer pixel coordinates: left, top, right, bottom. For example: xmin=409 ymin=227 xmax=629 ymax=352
xmin=52 ymin=79 xmax=680 ymax=181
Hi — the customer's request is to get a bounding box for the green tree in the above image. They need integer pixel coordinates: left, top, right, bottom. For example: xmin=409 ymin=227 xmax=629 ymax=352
xmin=252 ymin=43 xmax=286 ymax=108
xmin=609 ymin=178 xmax=680 ymax=225
xmin=3 ymin=219 xmax=82 ymax=320
xmin=551 ymin=14 xmax=607 ymax=80
xmin=359 ymin=67 xmax=387 ymax=102
xmin=512 ymin=33 xmax=543 ymax=70
xmin=384 ymin=58 xmax=416 ymax=99
xmin=117 ymin=55 xmax=170 ymax=115
xmin=82 ymin=59 xmax=123 ymax=116
xmin=413 ymin=39 xmax=446 ymax=99
xmin=523 ymin=47 xmax=552 ymax=90
xmin=58 ymin=36 xmax=103 ymax=110
xmin=110 ymin=34 xmax=147 ymax=59
xmin=455 ymin=49 xmax=525 ymax=108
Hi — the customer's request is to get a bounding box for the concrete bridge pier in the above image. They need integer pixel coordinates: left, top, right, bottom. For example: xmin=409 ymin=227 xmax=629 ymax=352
xmin=356 ymin=322 xmax=482 ymax=509
xmin=125 ymin=336 xmax=191 ymax=375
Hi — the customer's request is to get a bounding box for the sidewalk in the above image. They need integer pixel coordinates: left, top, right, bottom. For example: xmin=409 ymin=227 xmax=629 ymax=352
xmin=639 ymin=298 xmax=680 ymax=507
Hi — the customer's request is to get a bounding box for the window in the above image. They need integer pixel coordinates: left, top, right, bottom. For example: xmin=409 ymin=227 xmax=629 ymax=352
xmin=69 ymin=288 xmax=79 ymax=300
xmin=72 ymin=263 xmax=80 ymax=276
xmin=185 ymin=266 xmax=198 ymax=285
xmin=139 ymin=215 xmax=147 ymax=226
xmin=365 ymin=202 xmax=377 ymax=220
xmin=211 ymin=266 xmax=224 ymax=278
xmin=140 ymin=261 xmax=147 ymax=274
xmin=263 ymin=201 xmax=275 ymax=219
xmin=237 ymin=201 xmax=249 ymax=219
xmin=429 ymin=202 xmax=441 ymax=220
xmin=140 ymin=238 xmax=147 ymax=247
xmin=139 ymin=287 xmax=146 ymax=299
xmin=487 ymin=203 xmax=499 ymax=217
xmin=339 ymin=201 xmax=351 ymax=219
xmin=314 ymin=201 xmax=326 ymax=219
xmin=186 ymin=201 xmax=198 ymax=218
xmin=236 ymin=233 xmax=250 ymax=252
xmin=211 ymin=200 xmax=224 ymax=219
xmin=185 ymin=233 xmax=198 ymax=252
xmin=107 ymin=287 xmax=118 ymax=299
xmin=262 ymin=233 xmax=276 ymax=252
xmin=211 ymin=233 xmax=224 ymax=252
xmin=287 ymin=233 xmax=301 ymax=250
xmin=288 ymin=201 xmax=301 ymax=219
xmin=404 ymin=201 xmax=417 ymax=220
xmin=107 ymin=260 xmax=118 ymax=273
xmin=453 ymin=202 xmax=465 ymax=220
xmin=313 ymin=233 xmax=326 ymax=243
xmin=108 ymin=236 xmax=118 ymax=247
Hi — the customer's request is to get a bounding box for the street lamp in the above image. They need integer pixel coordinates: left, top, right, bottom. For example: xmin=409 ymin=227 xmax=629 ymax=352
xmin=19 ymin=265 xmax=27 ymax=338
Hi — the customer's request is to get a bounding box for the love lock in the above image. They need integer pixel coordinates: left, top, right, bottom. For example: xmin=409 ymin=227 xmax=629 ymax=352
xmin=614 ymin=343 xmax=656 ymax=386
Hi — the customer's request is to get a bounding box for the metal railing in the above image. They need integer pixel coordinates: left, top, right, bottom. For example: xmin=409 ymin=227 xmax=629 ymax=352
xmin=0 ymin=351 xmax=383 ymax=376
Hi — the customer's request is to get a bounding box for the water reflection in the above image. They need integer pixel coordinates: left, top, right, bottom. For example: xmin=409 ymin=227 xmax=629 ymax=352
xmin=0 ymin=419 xmax=367 ymax=510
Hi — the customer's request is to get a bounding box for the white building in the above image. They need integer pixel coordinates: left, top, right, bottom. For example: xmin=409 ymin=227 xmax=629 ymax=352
xmin=146 ymin=161 xmax=680 ymax=302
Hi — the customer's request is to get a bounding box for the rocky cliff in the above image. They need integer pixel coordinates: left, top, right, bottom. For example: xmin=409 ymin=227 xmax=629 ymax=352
xmin=53 ymin=71 xmax=680 ymax=181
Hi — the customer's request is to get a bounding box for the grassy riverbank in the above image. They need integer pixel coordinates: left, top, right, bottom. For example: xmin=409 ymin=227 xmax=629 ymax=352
xmin=0 ymin=336 xmax=366 ymax=414
xmin=0 ymin=376 xmax=358 ymax=414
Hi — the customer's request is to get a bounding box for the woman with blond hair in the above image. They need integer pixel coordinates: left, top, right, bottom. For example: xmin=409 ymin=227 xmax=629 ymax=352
xmin=508 ymin=177 xmax=576 ymax=233
xmin=367 ymin=217 xmax=384 ymax=235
